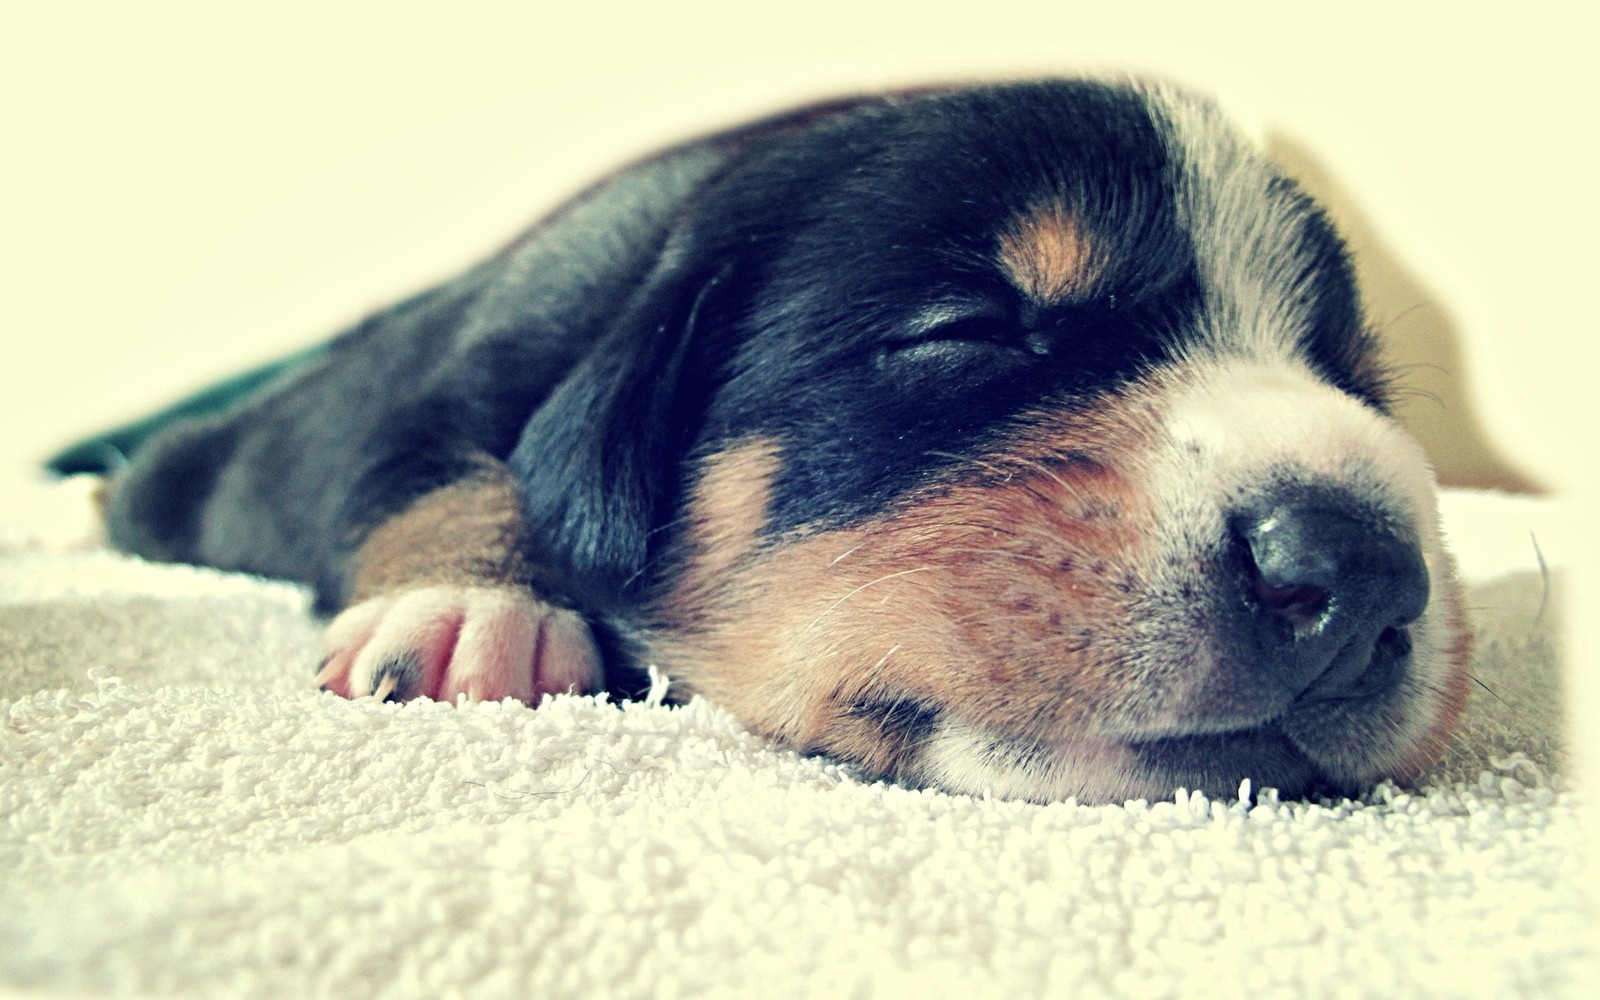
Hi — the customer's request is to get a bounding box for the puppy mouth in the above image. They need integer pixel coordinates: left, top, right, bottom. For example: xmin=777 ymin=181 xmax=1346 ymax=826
xmin=1063 ymin=685 xmax=1397 ymax=801
xmin=1123 ymin=726 xmax=1326 ymax=789
xmin=970 ymin=624 xmax=1424 ymax=803
xmin=894 ymin=565 xmax=1444 ymax=804
xmin=1294 ymin=623 xmax=1412 ymax=704
xmin=1084 ymin=612 xmax=1417 ymax=747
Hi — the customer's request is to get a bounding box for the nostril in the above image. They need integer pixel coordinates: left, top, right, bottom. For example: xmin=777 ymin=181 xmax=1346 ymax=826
xmin=1251 ymin=576 xmax=1329 ymax=632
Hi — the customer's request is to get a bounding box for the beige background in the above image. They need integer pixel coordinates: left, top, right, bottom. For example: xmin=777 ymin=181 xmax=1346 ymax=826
xmin=3 ymin=3 xmax=1596 ymax=787
xmin=1 ymin=1 xmax=1592 ymax=492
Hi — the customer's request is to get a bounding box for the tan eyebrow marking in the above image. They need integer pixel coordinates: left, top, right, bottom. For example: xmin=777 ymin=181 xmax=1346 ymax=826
xmin=996 ymin=201 xmax=1104 ymax=304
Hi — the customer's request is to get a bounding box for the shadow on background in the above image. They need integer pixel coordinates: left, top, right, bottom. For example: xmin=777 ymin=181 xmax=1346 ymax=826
xmin=1268 ymin=134 xmax=1543 ymax=495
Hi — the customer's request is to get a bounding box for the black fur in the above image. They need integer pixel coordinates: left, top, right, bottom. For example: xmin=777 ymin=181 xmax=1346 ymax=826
xmin=71 ymin=79 xmax=1374 ymax=692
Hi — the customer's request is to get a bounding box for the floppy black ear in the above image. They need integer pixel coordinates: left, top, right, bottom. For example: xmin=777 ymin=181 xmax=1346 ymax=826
xmin=508 ymin=234 xmax=729 ymax=611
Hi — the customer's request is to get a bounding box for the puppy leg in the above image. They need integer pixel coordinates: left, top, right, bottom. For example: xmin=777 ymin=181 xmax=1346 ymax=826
xmin=314 ymin=461 xmax=602 ymax=704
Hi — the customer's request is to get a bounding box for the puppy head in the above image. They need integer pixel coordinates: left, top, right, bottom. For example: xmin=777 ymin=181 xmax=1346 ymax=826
xmin=635 ymin=80 xmax=1469 ymax=804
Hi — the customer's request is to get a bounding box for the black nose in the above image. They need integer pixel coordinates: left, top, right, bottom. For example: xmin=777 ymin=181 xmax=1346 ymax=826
xmin=1233 ymin=497 xmax=1429 ymax=702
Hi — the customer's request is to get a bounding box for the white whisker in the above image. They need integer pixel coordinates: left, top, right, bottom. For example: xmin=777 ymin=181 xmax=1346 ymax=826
xmin=797 ymin=567 xmax=936 ymax=637
xmin=1012 ymin=454 xmax=1082 ymax=499
xmin=868 ymin=643 xmax=903 ymax=671
xmin=829 ymin=542 xmax=865 ymax=565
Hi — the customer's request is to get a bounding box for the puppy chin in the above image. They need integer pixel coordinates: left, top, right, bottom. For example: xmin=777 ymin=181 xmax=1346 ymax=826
xmin=912 ymin=718 xmax=1324 ymax=804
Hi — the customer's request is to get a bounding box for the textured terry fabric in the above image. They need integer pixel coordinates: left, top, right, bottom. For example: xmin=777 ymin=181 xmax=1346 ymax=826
xmin=0 ymin=474 xmax=1591 ymax=999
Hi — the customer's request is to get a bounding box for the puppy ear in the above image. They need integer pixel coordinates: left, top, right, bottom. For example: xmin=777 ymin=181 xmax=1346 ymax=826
xmin=509 ymin=236 xmax=729 ymax=610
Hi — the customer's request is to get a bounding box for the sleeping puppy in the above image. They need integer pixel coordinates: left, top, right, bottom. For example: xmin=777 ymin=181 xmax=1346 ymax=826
xmin=66 ymin=78 xmax=1470 ymax=804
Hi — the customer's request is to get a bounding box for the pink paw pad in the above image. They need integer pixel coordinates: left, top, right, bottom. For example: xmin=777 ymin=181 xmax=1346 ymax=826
xmin=314 ymin=586 xmax=603 ymax=704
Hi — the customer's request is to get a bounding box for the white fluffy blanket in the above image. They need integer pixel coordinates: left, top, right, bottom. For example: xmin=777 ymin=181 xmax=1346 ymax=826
xmin=0 ymin=474 xmax=1591 ymax=998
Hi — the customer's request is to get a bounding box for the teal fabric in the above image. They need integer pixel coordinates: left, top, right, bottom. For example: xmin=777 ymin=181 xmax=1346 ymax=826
xmin=46 ymin=344 xmax=329 ymax=475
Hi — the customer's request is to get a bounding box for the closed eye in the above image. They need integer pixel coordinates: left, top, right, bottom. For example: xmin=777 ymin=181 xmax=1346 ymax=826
xmin=918 ymin=317 xmax=1016 ymax=353
xmin=887 ymin=302 xmax=1050 ymax=358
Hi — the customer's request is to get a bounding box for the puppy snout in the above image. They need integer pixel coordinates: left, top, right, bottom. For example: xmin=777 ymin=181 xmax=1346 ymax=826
xmin=1232 ymin=495 xmax=1429 ymax=703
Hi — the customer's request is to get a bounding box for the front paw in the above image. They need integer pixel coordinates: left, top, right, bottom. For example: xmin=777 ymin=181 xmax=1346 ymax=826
xmin=314 ymin=586 xmax=602 ymax=704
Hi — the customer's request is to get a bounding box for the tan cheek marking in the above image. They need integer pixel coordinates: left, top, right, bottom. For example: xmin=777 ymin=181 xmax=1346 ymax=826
xmin=996 ymin=201 xmax=1104 ymax=304
xmin=659 ymin=437 xmax=783 ymax=621
xmin=646 ymin=402 xmax=1158 ymax=777
xmin=349 ymin=467 xmax=539 ymax=603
